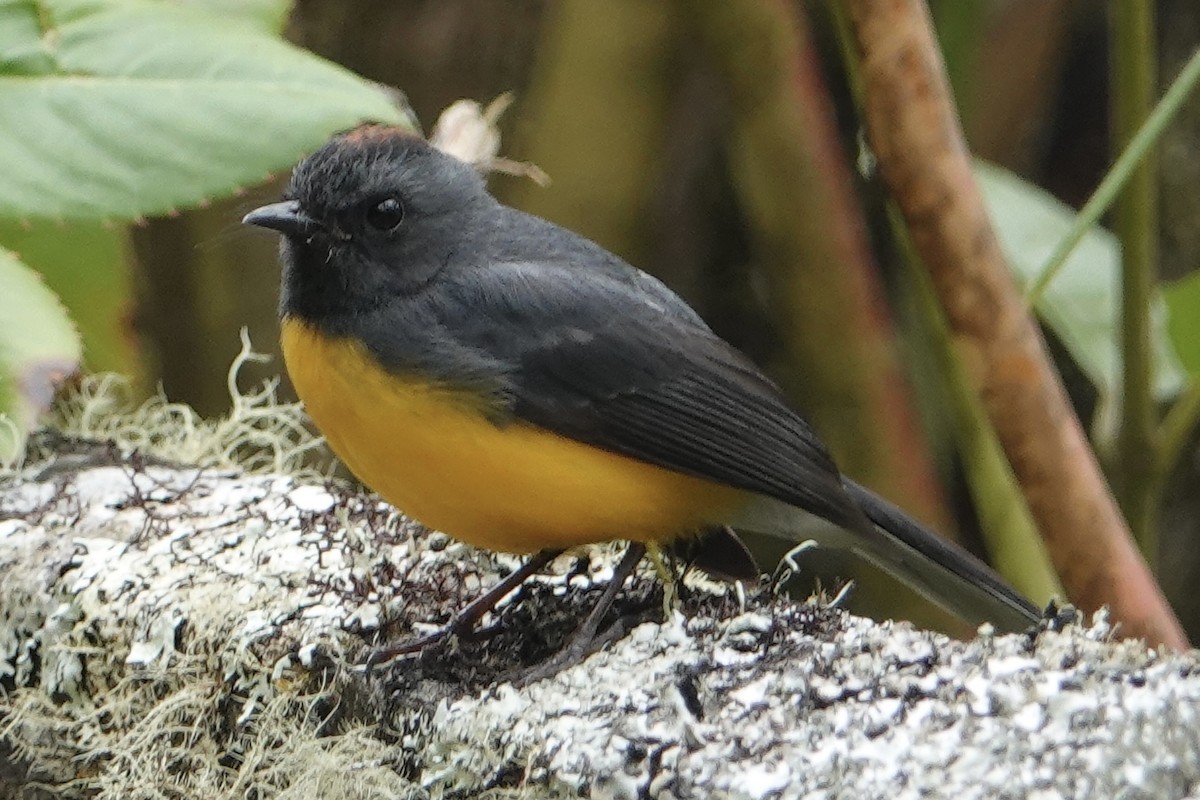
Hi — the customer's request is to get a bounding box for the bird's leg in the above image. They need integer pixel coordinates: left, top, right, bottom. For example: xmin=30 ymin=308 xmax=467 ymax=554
xmin=646 ymin=542 xmax=680 ymax=618
xmin=516 ymin=541 xmax=647 ymax=685
xmin=366 ymin=547 xmax=564 ymax=670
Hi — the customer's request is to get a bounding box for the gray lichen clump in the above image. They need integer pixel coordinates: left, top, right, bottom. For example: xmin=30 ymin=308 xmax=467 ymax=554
xmin=2 ymin=375 xmax=1200 ymax=799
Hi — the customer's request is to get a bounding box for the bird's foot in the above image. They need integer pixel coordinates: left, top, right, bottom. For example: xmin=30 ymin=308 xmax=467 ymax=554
xmin=363 ymin=626 xmax=454 ymax=672
xmin=511 ymin=542 xmax=648 ymax=686
xmin=646 ymin=542 xmax=681 ymax=619
xmin=511 ymin=609 xmax=641 ymax=688
xmin=363 ymin=547 xmax=564 ymax=673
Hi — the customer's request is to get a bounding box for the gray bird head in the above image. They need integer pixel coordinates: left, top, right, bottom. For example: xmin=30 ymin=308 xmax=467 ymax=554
xmin=243 ymin=125 xmax=490 ymax=322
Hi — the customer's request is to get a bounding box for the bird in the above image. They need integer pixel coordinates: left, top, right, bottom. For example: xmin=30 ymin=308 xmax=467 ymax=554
xmin=243 ymin=125 xmax=1040 ymax=671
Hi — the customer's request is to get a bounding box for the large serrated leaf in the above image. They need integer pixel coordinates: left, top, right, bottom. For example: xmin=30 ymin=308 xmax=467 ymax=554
xmin=0 ymin=0 xmax=408 ymax=220
xmin=0 ymin=247 xmax=82 ymax=464
xmin=976 ymin=161 xmax=1186 ymax=401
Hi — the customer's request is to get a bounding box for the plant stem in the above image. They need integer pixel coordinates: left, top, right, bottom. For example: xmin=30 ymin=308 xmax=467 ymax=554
xmin=1110 ymin=0 xmax=1159 ymax=563
xmin=1155 ymin=378 xmax=1200 ymax=490
xmin=896 ymin=207 xmax=1063 ymax=604
xmin=826 ymin=0 xmax=1060 ymax=604
xmin=841 ymin=0 xmax=1186 ymax=648
xmin=1026 ymin=45 xmax=1200 ymax=306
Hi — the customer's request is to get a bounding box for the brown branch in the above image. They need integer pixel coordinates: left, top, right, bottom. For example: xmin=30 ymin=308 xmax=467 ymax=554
xmin=843 ymin=0 xmax=1186 ymax=648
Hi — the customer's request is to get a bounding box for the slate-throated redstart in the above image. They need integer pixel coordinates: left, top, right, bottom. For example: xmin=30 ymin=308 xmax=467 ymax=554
xmin=244 ymin=125 xmax=1039 ymax=664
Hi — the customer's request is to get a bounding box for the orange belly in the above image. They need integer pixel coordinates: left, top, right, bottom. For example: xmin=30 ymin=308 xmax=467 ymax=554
xmin=280 ymin=319 xmax=745 ymax=553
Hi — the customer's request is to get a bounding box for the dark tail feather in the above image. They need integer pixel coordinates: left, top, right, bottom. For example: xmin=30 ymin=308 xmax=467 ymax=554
xmin=843 ymin=479 xmax=1042 ymax=631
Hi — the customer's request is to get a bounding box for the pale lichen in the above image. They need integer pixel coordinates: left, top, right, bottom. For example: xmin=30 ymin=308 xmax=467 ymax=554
xmin=18 ymin=330 xmax=326 ymax=479
xmin=2 ymin=345 xmax=1200 ymax=799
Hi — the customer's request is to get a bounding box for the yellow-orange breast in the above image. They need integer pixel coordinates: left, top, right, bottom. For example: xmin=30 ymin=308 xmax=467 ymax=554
xmin=281 ymin=319 xmax=745 ymax=553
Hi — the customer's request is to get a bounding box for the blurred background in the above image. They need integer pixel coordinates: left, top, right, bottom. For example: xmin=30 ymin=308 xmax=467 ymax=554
xmin=16 ymin=0 xmax=1200 ymax=635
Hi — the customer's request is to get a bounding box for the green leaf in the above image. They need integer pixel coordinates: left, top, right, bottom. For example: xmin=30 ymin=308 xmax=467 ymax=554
xmin=0 ymin=1 xmax=59 ymax=75
xmin=0 ymin=246 xmax=82 ymax=464
xmin=976 ymin=161 xmax=1186 ymax=400
xmin=0 ymin=0 xmax=409 ymax=220
xmin=172 ymin=0 xmax=291 ymax=32
xmin=0 ymin=220 xmax=134 ymax=374
xmin=1163 ymin=272 xmax=1200 ymax=375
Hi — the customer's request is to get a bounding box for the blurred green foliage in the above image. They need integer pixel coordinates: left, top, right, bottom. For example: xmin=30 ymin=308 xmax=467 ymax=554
xmin=978 ymin=161 xmax=1187 ymax=406
xmin=1164 ymin=272 xmax=1200 ymax=375
xmin=0 ymin=0 xmax=408 ymax=462
xmin=0 ymin=245 xmax=81 ymax=463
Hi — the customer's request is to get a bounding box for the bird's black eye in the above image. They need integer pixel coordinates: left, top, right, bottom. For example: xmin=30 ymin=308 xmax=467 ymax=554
xmin=365 ymin=197 xmax=405 ymax=231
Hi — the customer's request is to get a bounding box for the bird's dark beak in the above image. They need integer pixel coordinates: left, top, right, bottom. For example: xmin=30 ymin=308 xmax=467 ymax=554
xmin=242 ymin=201 xmax=322 ymax=237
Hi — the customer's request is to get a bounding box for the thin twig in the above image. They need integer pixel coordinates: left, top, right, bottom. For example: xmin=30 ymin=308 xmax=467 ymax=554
xmin=1026 ymin=45 xmax=1200 ymax=304
xmin=1110 ymin=0 xmax=1160 ymax=562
